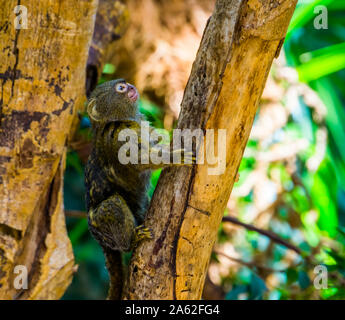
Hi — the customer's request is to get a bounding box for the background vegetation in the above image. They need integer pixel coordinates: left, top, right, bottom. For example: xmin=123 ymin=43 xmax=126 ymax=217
xmin=62 ymin=0 xmax=345 ymax=300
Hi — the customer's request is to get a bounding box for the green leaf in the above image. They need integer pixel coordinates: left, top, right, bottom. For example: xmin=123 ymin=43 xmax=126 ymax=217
xmin=291 ymin=186 xmax=311 ymax=213
xmin=298 ymin=270 xmax=311 ymax=290
xmin=321 ymin=287 xmax=338 ymax=299
xmin=66 ymin=151 xmax=83 ymax=175
xmin=68 ymin=219 xmax=89 ymax=245
xmin=326 ymin=249 xmax=345 ymax=268
xmin=102 ymin=63 xmax=116 ymax=74
xmin=313 ymin=78 xmax=345 ymax=190
xmin=297 ymin=43 xmax=345 ymax=82
xmin=225 ymin=285 xmax=248 ymax=300
xmin=249 ymin=273 xmax=267 ymax=300
xmin=338 ymin=226 xmax=345 ymax=237
xmin=311 ymin=159 xmax=338 ymax=237
xmin=286 ymin=268 xmax=299 ymax=284
xmin=287 ymin=0 xmax=336 ymax=40
xmin=139 ymin=99 xmax=164 ymax=128
xmin=149 ymin=169 xmax=162 ymax=198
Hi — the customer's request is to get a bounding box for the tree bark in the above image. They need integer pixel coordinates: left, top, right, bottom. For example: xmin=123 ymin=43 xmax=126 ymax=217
xmin=0 ymin=0 xmax=98 ymax=299
xmin=123 ymin=0 xmax=297 ymax=300
xmin=86 ymin=0 xmax=128 ymax=96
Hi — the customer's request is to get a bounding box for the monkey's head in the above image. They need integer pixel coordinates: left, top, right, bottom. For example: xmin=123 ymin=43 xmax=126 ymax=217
xmin=87 ymin=79 xmax=140 ymax=123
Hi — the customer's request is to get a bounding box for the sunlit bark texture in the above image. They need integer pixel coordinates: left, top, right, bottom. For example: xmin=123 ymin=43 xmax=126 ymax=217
xmin=0 ymin=0 xmax=98 ymax=299
xmin=124 ymin=0 xmax=297 ymax=300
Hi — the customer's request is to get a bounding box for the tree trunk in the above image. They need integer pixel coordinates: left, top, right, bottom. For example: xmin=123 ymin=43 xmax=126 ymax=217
xmin=123 ymin=0 xmax=297 ymax=300
xmin=0 ymin=0 xmax=99 ymax=299
xmin=0 ymin=0 xmax=128 ymax=300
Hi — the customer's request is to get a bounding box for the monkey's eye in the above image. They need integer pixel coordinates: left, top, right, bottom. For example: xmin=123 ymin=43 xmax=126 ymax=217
xmin=115 ymin=83 xmax=128 ymax=93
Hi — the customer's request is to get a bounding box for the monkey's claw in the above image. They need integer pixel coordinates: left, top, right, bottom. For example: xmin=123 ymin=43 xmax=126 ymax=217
xmin=182 ymin=151 xmax=196 ymax=165
xmin=173 ymin=148 xmax=196 ymax=165
xmin=134 ymin=225 xmax=153 ymax=242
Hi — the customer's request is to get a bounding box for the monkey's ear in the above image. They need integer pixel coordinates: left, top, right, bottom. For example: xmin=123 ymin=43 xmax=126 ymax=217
xmin=87 ymin=98 xmax=101 ymax=122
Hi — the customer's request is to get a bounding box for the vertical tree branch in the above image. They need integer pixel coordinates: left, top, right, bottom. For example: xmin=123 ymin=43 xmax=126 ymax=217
xmin=124 ymin=0 xmax=297 ymax=300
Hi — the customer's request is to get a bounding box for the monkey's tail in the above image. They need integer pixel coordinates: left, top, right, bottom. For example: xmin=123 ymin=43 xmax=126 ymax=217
xmin=103 ymin=248 xmax=123 ymax=300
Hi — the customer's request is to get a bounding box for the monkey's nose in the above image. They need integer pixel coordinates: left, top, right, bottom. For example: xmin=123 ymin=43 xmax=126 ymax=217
xmin=127 ymin=84 xmax=139 ymax=102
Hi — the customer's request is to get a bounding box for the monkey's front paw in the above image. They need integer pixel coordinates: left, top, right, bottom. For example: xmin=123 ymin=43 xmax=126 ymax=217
xmin=182 ymin=150 xmax=197 ymax=165
xmin=173 ymin=149 xmax=196 ymax=165
xmin=133 ymin=225 xmax=153 ymax=246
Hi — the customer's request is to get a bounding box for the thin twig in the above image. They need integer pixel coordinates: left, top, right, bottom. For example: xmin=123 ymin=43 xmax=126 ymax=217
xmin=222 ymin=215 xmax=302 ymax=255
xmin=65 ymin=210 xmax=87 ymax=219
xmin=214 ymin=250 xmax=286 ymax=273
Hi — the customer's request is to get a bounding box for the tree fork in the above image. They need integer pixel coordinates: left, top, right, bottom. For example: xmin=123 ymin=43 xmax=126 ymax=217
xmin=123 ymin=0 xmax=297 ymax=300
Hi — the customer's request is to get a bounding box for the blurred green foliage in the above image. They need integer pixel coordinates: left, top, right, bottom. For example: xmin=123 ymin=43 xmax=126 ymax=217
xmin=63 ymin=0 xmax=345 ymax=300
xmin=223 ymin=0 xmax=345 ymax=300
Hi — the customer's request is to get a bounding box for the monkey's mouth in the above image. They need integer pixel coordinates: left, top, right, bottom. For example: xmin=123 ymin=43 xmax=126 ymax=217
xmin=127 ymin=85 xmax=139 ymax=102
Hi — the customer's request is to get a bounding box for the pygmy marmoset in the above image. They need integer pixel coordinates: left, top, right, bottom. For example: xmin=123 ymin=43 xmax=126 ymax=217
xmin=85 ymin=79 xmax=192 ymax=254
